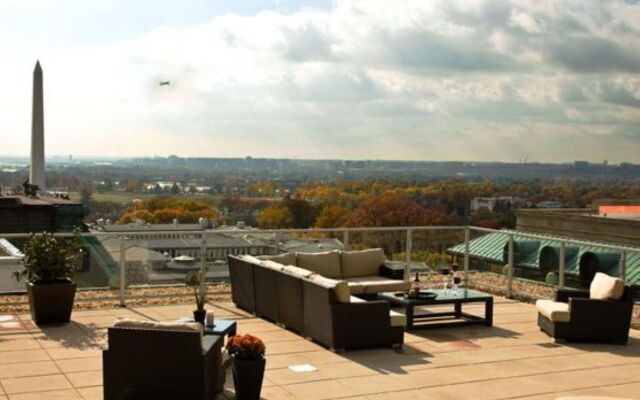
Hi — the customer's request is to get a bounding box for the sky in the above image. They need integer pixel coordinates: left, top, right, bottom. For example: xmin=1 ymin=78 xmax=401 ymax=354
xmin=0 ymin=0 xmax=639 ymax=162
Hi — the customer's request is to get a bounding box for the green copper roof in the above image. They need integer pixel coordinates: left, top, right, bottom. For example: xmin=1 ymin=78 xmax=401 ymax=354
xmin=448 ymin=231 xmax=640 ymax=286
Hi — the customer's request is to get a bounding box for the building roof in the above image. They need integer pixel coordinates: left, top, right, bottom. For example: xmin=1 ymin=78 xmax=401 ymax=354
xmin=447 ymin=231 xmax=640 ymax=286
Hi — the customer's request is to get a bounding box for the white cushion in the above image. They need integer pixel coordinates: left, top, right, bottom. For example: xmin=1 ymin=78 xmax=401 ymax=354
xmin=260 ymin=260 xmax=286 ymax=271
xmin=307 ymin=274 xmax=351 ymax=303
xmin=113 ymin=319 xmax=203 ymax=332
xmin=389 ymin=310 xmax=406 ymax=327
xmin=349 ymin=296 xmax=367 ymax=303
xmin=590 ymin=272 xmax=625 ymax=300
xmin=259 ymin=253 xmax=296 ymax=265
xmin=340 ymin=248 xmax=386 ymax=278
xmin=535 ymin=300 xmax=570 ymax=323
xmin=296 ymin=251 xmax=342 ymax=278
xmin=282 ymin=265 xmax=314 ymax=279
xmin=344 ymin=276 xmax=411 ymax=294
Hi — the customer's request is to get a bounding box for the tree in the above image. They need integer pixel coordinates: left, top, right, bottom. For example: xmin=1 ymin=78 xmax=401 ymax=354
xmin=315 ymin=205 xmax=349 ymax=228
xmin=257 ymin=206 xmax=293 ymax=228
xmin=343 ymin=193 xmax=449 ymax=227
xmin=282 ymin=195 xmax=316 ymax=228
xmin=79 ymin=186 xmax=93 ymax=205
xmin=117 ymin=197 xmax=220 ymax=224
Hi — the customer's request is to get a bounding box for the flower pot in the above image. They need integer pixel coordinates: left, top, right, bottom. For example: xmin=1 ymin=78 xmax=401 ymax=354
xmin=193 ymin=308 xmax=206 ymax=324
xmin=26 ymin=279 xmax=76 ymax=325
xmin=232 ymin=358 xmax=266 ymax=400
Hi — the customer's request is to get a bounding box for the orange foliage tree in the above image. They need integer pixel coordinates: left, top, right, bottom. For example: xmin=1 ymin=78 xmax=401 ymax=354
xmin=343 ymin=193 xmax=449 ymax=227
xmin=256 ymin=206 xmax=293 ymax=228
xmin=117 ymin=197 xmax=219 ymax=224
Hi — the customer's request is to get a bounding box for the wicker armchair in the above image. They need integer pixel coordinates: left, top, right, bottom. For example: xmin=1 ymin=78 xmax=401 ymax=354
xmin=103 ymin=326 xmax=223 ymax=400
xmin=537 ymin=286 xmax=634 ymax=344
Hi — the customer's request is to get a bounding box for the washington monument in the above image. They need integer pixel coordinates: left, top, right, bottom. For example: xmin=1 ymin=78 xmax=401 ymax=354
xmin=30 ymin=60 xmax=45 ymax=190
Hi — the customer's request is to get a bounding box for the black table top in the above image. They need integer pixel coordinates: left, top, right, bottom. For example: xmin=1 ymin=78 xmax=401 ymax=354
xmin=380 ymin=289 xmax=492 ymax=305
xmin=203 ymin=319 xmax=236 ymax=336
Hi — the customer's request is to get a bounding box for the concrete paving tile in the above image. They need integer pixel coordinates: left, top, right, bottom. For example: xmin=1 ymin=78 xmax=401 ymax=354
xmin=266 ymin=350 xmax=344 ymax=370
xmin=7 ymin=389 xmax=82 ymax=400
xmin=285 ymin=380 xmax=359 ymax=400
xmin=266 ymin=339 xmax=324 ymax=355
xmin=54 ymin=357 xmax=102 ymax=374
xmin=336 ymin=374 xmax=415 ymax=396
xmin=366 ymin=390 xmax=429 ymax=400
xmin=0 ymin=340 xmax=40 ymax=352
xmin=0 ymin=350 xmax=50 ymax=365
xmin=0 ymin=361 xmax=59 ymax=379
xmin=45 ymin=348 xmax=101 ymax=360
xmin=0 ymin=374 xmax=72 ymax=394
xmin=76 ymin=386 xmax=103 ymax=400
xmin=65 ymin=371 xmax=102 ymax=388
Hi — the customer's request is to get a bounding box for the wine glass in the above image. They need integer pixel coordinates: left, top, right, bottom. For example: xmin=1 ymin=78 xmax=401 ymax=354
xmin=452 ymin=264 xmax=462 ymax=296
xmin=441 ymin=267 xmax=451 ymax=294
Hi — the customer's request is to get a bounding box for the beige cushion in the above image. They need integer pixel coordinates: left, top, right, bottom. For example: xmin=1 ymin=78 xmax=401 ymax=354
xmin=535 ymin=300 xmax=571 ymax=323
xmin=347 ymin=281 xmax=365 ymax=295
xmin=340 ymin=248 xmax=386 ymax=278
xmin=260 ymin=260 xmax=286 ymax=271
xmin=307 ymin=274 xmax=351 ymax=303
xmin=259 ymin=253 xmax=296 ymax=265
xmin=113 ymin=319 xmax=202 ymax=332
xmin=590 ymin=272 xmax=625 ymax=300
xmin=345 ymin=276 xmax=411 ymax=294
xmin=296 ymin=251 xmax=342 ymax=278
xmin=389 ymin=310 xmax=406 ymax=327
xmin=282 ymin=265 xmax=314 ymax=279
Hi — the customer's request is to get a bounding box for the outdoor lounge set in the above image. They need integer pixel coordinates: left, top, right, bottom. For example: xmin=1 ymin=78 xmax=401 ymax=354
xmin=536 ymin=272 xmax=635 ymax=344
xmin=228 ymin=248 xmax=410 ymax=351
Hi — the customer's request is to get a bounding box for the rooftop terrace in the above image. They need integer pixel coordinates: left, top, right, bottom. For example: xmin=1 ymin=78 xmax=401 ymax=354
xmin=1 ymin=296 xmax=639 ymax=400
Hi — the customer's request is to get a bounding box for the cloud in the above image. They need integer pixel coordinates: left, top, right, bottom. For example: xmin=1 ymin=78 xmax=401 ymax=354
xmin=0 ymin=0 xmax=639 ymax=162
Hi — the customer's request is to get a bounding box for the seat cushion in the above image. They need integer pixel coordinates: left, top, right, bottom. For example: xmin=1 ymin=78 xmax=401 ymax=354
xmin=259 ymin=252 xmax=296 ymax=266
xmin=282 ymin=265 xmax=314 ymax=279
xmin=307 ymin=274 xmax=351 ymax=303
xmin=347 ymin=281 xmax=365 ymax=295
xmin=389 ymin=310 xmax=406 ymax=327
xmin=296 ymin=251 xmax=342 ymax=278
xmin=535 ymin=300 xmax=570 ymax=323
xmin=590 ymin=272 xmax=625 ymax=300
xmin=340 ymin=248 xmax=386 ymax=278
xmin=114 ymin=319 xmax=203 ymax=332
xmin=345 ymin=276 xmax=411 ymax=294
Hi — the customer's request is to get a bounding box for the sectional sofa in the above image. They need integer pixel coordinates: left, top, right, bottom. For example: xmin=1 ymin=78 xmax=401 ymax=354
xmin=228 ymin=248 xmax=410 ymax=351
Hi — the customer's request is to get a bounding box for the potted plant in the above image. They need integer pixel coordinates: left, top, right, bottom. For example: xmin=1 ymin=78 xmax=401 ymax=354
xmin=14 ymin=231 xmax=82 ymax=325
xmin=226 ymin=334 xmax=266 ymax=400
xmin=185 ymin=271 xmax=207 ymax=323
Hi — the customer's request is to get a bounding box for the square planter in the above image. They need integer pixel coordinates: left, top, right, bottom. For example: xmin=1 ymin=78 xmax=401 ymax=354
xmin=26 ymin=280 xmax=76 ymax=325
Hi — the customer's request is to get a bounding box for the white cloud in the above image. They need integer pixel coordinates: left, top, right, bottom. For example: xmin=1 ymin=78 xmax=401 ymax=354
xmin=0 ymin=0 xmax=639 ymax=162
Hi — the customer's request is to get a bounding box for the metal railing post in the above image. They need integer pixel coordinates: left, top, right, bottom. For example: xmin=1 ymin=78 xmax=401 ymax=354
xmin=119 ymin=236 xmax=126 ymax=307
xmin=558 ymin=242 xmax=566 ymax=289
xmin=507 ymin=234 xmax=514 ymax=298
xmin=620 ymin=251 xmax=627 ymax=281
xmin=405 ymin=229 xmax=412 ymax=280
xmin=464 ymin=227 xmax=470 ymax=286
xmin=274 ymin=231 xmax=282 ymax=254
xmin=199 ymin=232 xmax=207 ymax=300
xmin=343 ymin=230 xmax=350 ymax=251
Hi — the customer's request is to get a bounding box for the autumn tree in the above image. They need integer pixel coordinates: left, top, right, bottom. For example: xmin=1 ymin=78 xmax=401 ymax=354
xmin=315 ymin=205 xmax=349 ymax=228
xmin=343 ymin=193 xmax=449 ymax=227
xmin=282 ymin=195 xmax=316 ymax=228
xmin=257 ymin=206 xmax=293 ymax=229
xmin=117 ymin=197 xmax=219 ymax=224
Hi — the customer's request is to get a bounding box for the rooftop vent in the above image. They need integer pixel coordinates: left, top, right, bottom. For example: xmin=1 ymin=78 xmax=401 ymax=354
xmin=173 ymin=218 xmax=179 ymax=226
xmin=236 ymin=221 xmax=246 ymax=230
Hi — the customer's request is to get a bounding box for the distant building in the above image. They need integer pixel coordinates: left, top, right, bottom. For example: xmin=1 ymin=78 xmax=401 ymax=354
xmin=470 ymin=196 xmax=522 ymax=214
xmin=536 ymin=200 xmax=563 ymax=209
xmin=0 ymin=196 xmax=87 ymax=234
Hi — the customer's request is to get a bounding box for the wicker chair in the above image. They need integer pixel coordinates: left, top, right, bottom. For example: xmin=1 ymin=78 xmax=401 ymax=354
xmin=103 ymin=326 xmax=223 ymax=400
xmin=537 ymin=285 xmax=634 ymax=344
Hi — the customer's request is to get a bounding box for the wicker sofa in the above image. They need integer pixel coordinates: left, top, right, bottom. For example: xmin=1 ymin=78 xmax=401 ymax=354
xmin=536 ymin=273 xmax=634 ymax=344
xmin=228 ymin=249 xmax=408 ymax=351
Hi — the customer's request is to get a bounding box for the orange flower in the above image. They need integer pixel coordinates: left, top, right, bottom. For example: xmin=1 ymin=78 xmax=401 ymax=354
xmin=226 ymin=334 xmax=266 ymax=360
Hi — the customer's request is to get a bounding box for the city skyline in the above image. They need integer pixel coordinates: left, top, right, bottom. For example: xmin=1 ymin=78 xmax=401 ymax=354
xmin=0 ymin=0 xmax=639 ymax=162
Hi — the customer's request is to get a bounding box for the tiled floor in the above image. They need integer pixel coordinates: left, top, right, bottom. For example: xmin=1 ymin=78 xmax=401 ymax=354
xmin=0 ymin=297 xmax=639 ymax=399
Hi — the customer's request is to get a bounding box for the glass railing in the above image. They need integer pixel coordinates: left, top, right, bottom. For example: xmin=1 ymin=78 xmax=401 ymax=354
xmin=0 ymin=225 xmax=638 ymax=306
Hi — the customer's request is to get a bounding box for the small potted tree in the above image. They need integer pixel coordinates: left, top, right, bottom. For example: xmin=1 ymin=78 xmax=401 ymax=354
xmin=226 ymin=334 xmax=266 ymax=400
xmin=185 ymin=271 xmax=207 ymax=323
xmin=14 ymin=232 xmax=82 ymax=325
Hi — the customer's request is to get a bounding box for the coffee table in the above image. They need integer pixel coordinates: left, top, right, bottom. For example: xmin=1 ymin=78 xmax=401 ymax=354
xmin=379 ymin=289 xmax=493 ymax=330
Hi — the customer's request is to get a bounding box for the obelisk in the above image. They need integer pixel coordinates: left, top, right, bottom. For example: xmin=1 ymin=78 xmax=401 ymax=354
xmin=30 ymin=60 xmax=45 ymax=190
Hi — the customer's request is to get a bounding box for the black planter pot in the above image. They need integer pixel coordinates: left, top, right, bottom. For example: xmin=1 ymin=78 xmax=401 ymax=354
xmin=193 ymin=308 xmax=206 ymax=324
xmin=26 ymin=279 xmax=76 ymax=325
xmin=232 ymin=358 xmax=266 ymax=400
